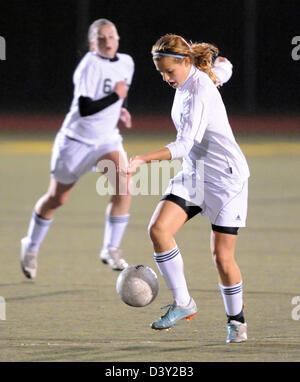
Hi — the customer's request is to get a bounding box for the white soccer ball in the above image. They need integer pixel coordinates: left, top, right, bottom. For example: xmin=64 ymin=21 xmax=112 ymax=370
xmin=116 ymin=265 xmax=159 ymax=307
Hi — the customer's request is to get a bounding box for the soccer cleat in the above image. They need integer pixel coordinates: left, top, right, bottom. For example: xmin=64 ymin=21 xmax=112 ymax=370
xmin=99 ymin=248 xmax=110 ymax=264
xmin=225 ymin=320 xmax=247 ymax=343
xmin=99 ymin=247 xmax=128 ymax=271
xmin=20 ymin=237 xmax=38 ymax=279
xmin=151 ymin=298 xmax=197 ymax=330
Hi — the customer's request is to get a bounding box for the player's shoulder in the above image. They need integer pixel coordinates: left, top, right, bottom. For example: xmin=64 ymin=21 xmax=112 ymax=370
xmin=116 ymin=53 xmax=135 ymax=67
xmin=75 ymin=52 xmax=100 ymax=71
xmin=73 ymin=52 xmax=102 ymax=84
xmin=194 ymin=68 xmax=217 ymax=90
xmin=77 ymin=51 xmax=93 ymax=64
xmin=190 ymin=68 xmax=217 ymax=100
xmin=194 ymin=68 xmax=210 ymax=84
xmin=187 ymin=68 xmax=208 ymax=92
xmin=85 ymin=51 xmax=104 ymax=66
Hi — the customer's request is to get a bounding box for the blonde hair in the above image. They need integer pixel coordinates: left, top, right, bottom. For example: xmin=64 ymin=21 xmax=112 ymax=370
xmin=152 ymin=34 xmax=219 ymax=84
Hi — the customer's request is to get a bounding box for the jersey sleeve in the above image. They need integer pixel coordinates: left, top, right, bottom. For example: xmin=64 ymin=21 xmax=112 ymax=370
xmin=213 ymin=57 xmax=233 ymax=85
xmin=166 ymin=84 xmax=210 ymax=159
xmin=73 ymin=56 xmax=102 ymax=99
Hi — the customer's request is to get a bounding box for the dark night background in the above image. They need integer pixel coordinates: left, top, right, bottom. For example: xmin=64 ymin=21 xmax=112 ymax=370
xmin=0 ymin=0 xmax=299 ymax=119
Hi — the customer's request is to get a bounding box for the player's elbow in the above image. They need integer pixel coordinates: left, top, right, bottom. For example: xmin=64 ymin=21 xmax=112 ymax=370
xmin=181 ymin=141 xmax=194 ymax=157
xmin=167 ymin=139 xmax=194 ymax=159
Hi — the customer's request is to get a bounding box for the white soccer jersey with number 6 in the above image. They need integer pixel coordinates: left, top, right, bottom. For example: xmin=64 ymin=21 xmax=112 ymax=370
xmin=61 ymin=51 xmax=134 ymax=145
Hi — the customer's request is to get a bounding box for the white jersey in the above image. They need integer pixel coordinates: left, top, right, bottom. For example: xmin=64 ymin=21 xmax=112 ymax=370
xmin=61 ymin=51 xmax=134 ymax=145
xmin=166 ymin=65 xmax=250 ymax=185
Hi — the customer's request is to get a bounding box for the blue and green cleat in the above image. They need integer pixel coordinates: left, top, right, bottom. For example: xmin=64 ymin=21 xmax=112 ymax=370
xmin=225 ymin=320 xmax=247 ymax=343
xmin=151 ymin=298 xmax=197 ymax=330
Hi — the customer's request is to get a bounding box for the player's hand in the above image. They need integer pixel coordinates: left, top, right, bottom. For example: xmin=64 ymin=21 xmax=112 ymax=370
xmin=119 ymin=108 xmax=132 ymax=129
xmin=114 ymin=81 xmax=128 ymax=99
xmin=127 ymin=156 xmax=145 ymax=174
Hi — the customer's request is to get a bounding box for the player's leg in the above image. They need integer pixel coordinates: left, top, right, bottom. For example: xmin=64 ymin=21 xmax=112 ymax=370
xmin=21 ymin=178 xmax=75 ymax=279
xmin=21 ymin=132 xmax=86 ymax=279
xmin=210 ymin=229 xmax=241 ymax=286
xmin=210 ymin=229 xmax=247 ymax=343
xmin=35 ymin=178 xmax=75 ymax=219
xmin=204 ymin=180 xmax=248 ymax=342
xmin=149 ymin=200 xmax=190 ymax=305
xmin=98 ymin=150 xmax=131 ymax=270
xmin=148 ymin=199 xmax=197 ymax=330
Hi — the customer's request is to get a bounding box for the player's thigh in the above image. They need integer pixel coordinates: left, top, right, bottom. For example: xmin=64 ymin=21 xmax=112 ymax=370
xmin=149 ymin=200 xmax=188 ymax=237
xmin=98 ymin=149 xmax=128 ymax=170
xmin=210 ymin=229 xmax=237 ymax=261
xmin=51 ymin=133 xmax=95 ymax=184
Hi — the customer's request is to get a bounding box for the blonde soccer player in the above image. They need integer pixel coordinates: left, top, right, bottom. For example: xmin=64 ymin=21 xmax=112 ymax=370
xmin=20 ymin=19 xmax=135 ymax=276
xmin=128 ymin=34 xmax=249 ymax=343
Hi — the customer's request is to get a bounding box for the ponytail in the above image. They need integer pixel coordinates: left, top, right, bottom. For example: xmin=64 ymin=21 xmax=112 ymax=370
xmin=190 ymin=42 xmax=219 ymax=84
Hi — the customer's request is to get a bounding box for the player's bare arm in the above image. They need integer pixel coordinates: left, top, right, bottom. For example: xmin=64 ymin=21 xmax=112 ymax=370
xmin=128 ymin=148 xmax=171 ymax=174
xmin=119 ymin=107 xmax=132 ymax=128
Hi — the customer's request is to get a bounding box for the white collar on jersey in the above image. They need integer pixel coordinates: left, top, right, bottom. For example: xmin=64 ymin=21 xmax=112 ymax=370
xmin=178 ymin=65 xmax=197 ymax=91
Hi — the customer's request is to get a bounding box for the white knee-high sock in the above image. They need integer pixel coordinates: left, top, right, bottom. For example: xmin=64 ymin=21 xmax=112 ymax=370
xmin=219 ymin=281 xmax=243 ymax=317
xmin=26 ymin=211 xmax=53 ymax=252
xmin=102 ymin=214 xmax=130 ymax=250
xmin=154 ymin=246 xmax=190 ymax=306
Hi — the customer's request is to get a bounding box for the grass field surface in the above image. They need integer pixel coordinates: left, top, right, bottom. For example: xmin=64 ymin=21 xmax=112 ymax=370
xmin=0 ymin=132 xmax=300 ymax=362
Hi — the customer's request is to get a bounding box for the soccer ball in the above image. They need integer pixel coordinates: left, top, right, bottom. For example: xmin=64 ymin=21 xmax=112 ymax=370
xmin=116 ymin=265 xmax=159 ymax=307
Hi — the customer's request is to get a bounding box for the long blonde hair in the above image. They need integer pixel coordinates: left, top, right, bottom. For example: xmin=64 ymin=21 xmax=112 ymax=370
xmin=152 ymin=34 xmax=219 ymax=84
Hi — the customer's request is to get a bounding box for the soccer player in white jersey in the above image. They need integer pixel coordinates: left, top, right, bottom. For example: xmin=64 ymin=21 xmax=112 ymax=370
xmin=20 ymin=19 xmax=135 ymax=275
xmin=128 ymin=34 xmax=249 ymax=343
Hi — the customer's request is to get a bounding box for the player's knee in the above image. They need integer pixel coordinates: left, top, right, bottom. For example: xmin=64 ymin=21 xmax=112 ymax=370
xmin=212 ymin=249 xmax=233 ymax=274
xmin=148 ymin=220 xmax=168 ymax=243
xmin=111 ymin=194 xmax=131 ymax=207
xmin=147 ymin=222 xmax=156 ymax=242
xmin=114 ymin=173 xmax=131 ymax=196
xmin=46 ymin=193 xmax=68 ymax=209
